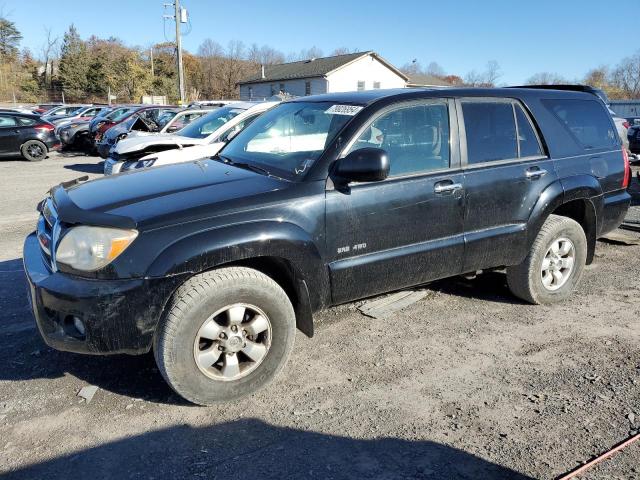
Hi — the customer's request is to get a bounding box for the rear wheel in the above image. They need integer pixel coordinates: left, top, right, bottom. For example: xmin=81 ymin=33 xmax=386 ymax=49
xmin=21 ymin=140 xmax=47 ymax=161
xmin=154 ymin=267 xmax=296 ymax=405
xmin=507 ymin=214 xmax=587 ymax=304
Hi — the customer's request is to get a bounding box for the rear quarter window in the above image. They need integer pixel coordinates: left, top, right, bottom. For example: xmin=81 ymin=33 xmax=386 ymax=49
xmin=542 ymin=99 xmax=618 ymax=150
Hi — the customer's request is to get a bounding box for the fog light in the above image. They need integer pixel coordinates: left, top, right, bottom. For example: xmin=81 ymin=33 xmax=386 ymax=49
xmin=73 ymin=316 xmax=86 ymax=336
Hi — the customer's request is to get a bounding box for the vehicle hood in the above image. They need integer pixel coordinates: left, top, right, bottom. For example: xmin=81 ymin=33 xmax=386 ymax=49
xmin=139 ymin=143 xmax=225 ymax=164
xmin=113 ymin=134 xmax=207 ymax=155
xmin=58 ymin=159 xmax=288 ymax=228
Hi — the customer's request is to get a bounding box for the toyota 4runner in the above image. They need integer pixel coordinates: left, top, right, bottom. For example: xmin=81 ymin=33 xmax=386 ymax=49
xmin=23 ymin=87 xmax=631 ymax=405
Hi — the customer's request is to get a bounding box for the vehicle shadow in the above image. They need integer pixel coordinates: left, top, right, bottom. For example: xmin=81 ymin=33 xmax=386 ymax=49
xmin=1 ymin=258 xmax=528 ymax=405
xmin=63 ymin=161 xmax=104 ymax=174
xmin=428 ymin=271 xmax=528 ymax=306
xmin=3 ymin=418 xmax=536 ymax=480
xmin=0 ymin=257 xmax=185 ymax=405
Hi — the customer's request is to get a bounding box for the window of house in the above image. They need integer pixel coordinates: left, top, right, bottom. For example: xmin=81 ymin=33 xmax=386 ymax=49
xmin=305 ymin=81 xmax=311 ymax=96
xmin=270 ymin=84 xmax=275 ymax=96
xmin=248 ymin=87 xmax=253 ymax=99
xmin=542 ymin=98 xmax=618 ymax=150
xmin=348 ymin=102 xmax=450 ymax=177
xmin=515 ymin=104 xmax=543 ymax=157
xmin=357 ymin=81 xmax=365 ymax=91
xmin=462 ymin=101 xmax=518 ymax=164
xmin=373 ymin=81 xmax=381 ymax=89
xmin=279 ymin=83 xmax=285 ymax=93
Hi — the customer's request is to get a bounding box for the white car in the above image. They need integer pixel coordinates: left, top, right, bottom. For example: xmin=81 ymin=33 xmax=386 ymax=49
xmin=104 ymin=101 xmax=278 ymax=175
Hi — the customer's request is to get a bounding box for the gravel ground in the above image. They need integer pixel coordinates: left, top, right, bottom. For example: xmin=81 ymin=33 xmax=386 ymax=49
xmin=0 ymin=152 xmax=638 ymax=479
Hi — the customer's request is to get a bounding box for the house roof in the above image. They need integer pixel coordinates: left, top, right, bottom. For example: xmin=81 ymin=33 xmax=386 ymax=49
xmin=406 ymin=73 xmax=452 ymax=87
xmin=239 ymin=51 xmax=409 ymax=85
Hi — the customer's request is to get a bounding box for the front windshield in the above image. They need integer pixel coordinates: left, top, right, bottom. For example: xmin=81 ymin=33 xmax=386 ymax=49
xmin=176 ymin=106 xmax=244 ymax=139
xmin=221 ymin=101 xmax=356 ymax=180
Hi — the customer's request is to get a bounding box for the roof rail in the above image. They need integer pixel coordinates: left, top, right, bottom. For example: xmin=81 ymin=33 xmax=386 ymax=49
xmin=508 ymin=84 xmax=608 ymax=104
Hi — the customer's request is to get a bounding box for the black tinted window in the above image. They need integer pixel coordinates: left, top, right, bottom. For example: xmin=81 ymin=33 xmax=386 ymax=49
xmin=542 ymin=99 xmax=617 ymax=150
xmin=515 ymin=105 xmax=543 ymax=157
xmin=349 ymin=102 xmax=450 ymax=176
xmin=462 ymin=102 xmax=517 ymax=164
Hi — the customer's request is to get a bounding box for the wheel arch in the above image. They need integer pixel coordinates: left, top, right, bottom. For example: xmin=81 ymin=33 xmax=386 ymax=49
xmin=147 ymin=221 xmax=328 ymax=338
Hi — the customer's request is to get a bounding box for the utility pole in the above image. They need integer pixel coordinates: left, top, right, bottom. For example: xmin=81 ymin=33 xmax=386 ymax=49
xmin=174 ymin=0 xmax=185 ymax=105
xmin=150 ymin=47 xmax=155 ymax=79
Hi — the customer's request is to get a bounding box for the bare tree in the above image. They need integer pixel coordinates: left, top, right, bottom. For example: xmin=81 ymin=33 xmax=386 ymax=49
xmin=425 ymin=61 xmax=445 ymax=77
xmin=611 ymin=52 xmax=640 ymax=99
xmin=484 ymin=60 xmax=501 ymax=86
xmin=39 ymin=27 xmax=58 ymax=88
xmin=525 ymin=71 xmax=569 ymax=85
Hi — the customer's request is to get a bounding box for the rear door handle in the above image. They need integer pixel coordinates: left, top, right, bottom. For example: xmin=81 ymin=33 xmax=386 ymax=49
xmin=525 ymin=167 xmax=547 ymax=179
xmin=434 ymin=182 xmax=463 ymax=194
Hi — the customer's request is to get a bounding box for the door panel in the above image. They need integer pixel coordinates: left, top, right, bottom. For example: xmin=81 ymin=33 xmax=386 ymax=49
xmin=326 ymin=174 xmax=465 ymax=304
xmin=458 ymin=98 xmax=558 ymax=271
xmin=0 ymin=115 xmax=20 ymax=155
xmin=462 ymin=158 xmax=557 ymax=271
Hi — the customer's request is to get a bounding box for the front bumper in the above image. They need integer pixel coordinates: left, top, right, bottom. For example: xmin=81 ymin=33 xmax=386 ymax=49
xmin=23 ymin=233 xmax=186 ymax=355
xmin=96 ymin=141 xmax=112 ymax=159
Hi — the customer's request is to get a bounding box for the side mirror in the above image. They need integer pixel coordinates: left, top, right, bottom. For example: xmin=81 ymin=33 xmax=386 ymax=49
xmin=334 ymin=147 xmax=389 ymax=183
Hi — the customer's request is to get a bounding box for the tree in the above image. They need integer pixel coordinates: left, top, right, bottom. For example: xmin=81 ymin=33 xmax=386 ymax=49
xmin=610 ymin=51 xmax=640 ymax=99
xmin=39 ymin=27 xmax=58 ymax=89
xmin=425 ymin=62 xmax=445 ymax=77
xmin=58 ymin=24 xmax=89 ymax=101
xmin=525 ymin=71 xmax=569 ymax=85
xmin=0 ymin=17 xmax=22 ymax=61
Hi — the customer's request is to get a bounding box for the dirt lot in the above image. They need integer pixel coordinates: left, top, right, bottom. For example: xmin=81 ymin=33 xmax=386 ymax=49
xmin=0 ymin=152 xmax=638 ymax=479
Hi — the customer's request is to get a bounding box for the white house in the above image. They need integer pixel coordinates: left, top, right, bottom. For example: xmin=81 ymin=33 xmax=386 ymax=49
xmin=238 ymin=51 xmax=410 ymax=100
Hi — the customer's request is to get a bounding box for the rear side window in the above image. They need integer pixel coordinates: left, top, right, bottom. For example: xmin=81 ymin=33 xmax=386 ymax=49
xmin=462 ymin=102 xmax=517 ymax=164
xmin=515 ymin=105 xmax=543 ymax=157
xmin=0 ymin=115 xmax=17 ymax=127
xmin=542 ymin=99 xmax=618 ymax=150
xmin=17 ymin=117 xmax=36 ymax=126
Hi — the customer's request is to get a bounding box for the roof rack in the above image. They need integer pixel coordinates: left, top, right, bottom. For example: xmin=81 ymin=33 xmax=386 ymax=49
xmin=508 ymin=84 xmax=607 ymax=103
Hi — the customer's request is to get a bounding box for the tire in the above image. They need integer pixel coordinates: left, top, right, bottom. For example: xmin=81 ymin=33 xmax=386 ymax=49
xmin=507 ymin=214 xmax=587 ymax=305
xmin=154 ymin=267 xmax=296 ymax=405
xmin=21 ymin=140 xmax=47 ymax=162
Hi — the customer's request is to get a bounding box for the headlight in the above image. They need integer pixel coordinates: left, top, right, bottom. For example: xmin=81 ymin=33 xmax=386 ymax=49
xmin=122 ymin=157 xmax=157 ymax=171
xmin=56 ymin=226 xmax=138 ymax=271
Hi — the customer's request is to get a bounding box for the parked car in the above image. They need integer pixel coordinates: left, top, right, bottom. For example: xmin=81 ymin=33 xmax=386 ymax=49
xmin=58 ymin=108 xmax=119 ymax=149
xmin=627 ymin=124 xmax=640 ymax=153
xmin=188 ymin=100 xmax=237 ymax=108
xmin=104 ymin=102 xmax=277 ymax=174
xmin=95 ymin=106 xmax=178 ymax=158
xmin=88 ymin=106 xmax=137 ymax=138
xmin=42 ymin=105 xmax=89 ymax=120
xmin=0 ymin=106 xmax=38 ymax=115
xmin=625 ymin=116 xmax=640 ymax=127
xmin=49 ymin=106 xmax=107 ymax=130
xmin=110 ymin=108 xmax=215 ymax=143
xmin=34 ymin=103 xmax=63 ymax=114
xmin=23 ymin=87 xmax=631 ymax=405
xmin=0 ymin=113 xmax=59 ymax=161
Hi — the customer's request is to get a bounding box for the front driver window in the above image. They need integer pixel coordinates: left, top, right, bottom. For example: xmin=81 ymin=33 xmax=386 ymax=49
xmin=348 ymin=102 xmax=450 ymax=177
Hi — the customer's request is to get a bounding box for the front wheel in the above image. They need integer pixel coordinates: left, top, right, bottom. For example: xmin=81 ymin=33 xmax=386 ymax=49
xmin=154 ymin=267 xmax=296 ymax=405
xmin=21 ymin=140 xmax=47 ymax=161
xmin=507 ymin=214 xmax=587 ymax=304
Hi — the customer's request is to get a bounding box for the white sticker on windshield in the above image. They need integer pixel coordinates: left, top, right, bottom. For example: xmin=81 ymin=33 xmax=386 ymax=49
xmin=325 ymin=105 xmax=363 ymax=116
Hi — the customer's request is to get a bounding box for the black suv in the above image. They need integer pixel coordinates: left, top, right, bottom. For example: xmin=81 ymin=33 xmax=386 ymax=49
xmin=0 ymin=113 xmax=59 ymax=161
xmin=23 ymin=88 xmax=631 ymax=405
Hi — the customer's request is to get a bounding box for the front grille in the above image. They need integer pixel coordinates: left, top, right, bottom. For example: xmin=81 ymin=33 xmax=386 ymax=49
xmin=37 ymin=198 xmax=61 ymax=271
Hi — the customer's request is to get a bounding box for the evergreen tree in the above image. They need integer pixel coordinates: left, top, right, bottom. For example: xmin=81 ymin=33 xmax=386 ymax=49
xmin=0 ymin=17 xmax=22 ymax=61
xmin=58 ymin=24 xmax=89 ymax=101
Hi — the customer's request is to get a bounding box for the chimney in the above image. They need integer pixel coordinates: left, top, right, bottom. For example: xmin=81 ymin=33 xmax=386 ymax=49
xmin=261 ymin=64 xmax=265 ymax=79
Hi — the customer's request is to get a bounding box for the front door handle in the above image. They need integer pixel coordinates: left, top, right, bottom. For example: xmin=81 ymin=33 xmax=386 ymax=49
xmin=525 ymin=167 xmax=547 ymax=179
xmin=434 ymin=182 xmax=463 ymax=194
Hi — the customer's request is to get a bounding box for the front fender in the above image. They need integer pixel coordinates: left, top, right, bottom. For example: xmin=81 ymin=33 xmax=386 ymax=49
xmin=146 ymin=221 xmax=329 ymax=310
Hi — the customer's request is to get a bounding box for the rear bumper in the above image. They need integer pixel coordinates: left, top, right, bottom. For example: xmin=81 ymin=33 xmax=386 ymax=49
xmin=599 ymin=189 xmax=632 ymax=237
xmin=23 ymin=233 xmax=187 ymax=355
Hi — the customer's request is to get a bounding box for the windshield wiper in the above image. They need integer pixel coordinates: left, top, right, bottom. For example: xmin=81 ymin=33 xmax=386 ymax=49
xmin=213 ymin=154 xmax=271 ymax=176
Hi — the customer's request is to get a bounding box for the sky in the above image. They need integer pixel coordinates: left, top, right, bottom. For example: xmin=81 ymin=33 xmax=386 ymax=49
xmin=2 ymin=0 xmax=635 ymax=85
